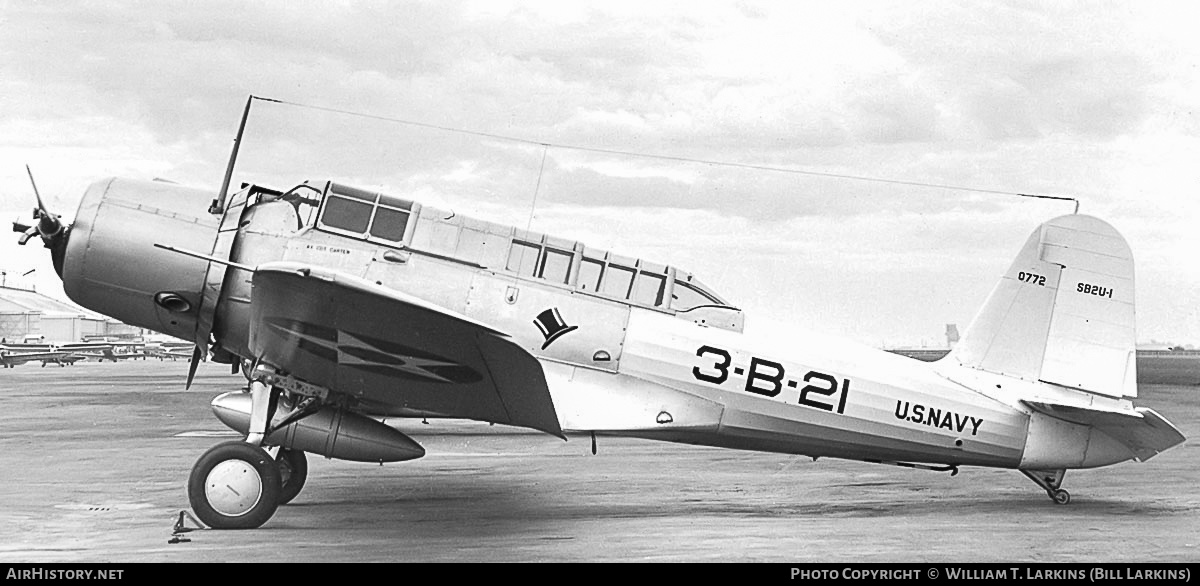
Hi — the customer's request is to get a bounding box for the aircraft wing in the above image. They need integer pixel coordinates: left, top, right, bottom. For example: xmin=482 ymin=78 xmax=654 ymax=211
xmin=60 ymin=345 xmax=113 ymax=359
xmin=1 ymin=350 xmax=76 ymax=365
xmin=247 ymin=262 xmax=564 ymax=438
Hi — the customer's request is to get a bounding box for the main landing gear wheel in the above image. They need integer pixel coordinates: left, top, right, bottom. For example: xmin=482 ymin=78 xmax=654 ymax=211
xmin=188 ymin=441 xmax=282 ymax=529
xmin=275 ymin=448 xmax=308 ymax=505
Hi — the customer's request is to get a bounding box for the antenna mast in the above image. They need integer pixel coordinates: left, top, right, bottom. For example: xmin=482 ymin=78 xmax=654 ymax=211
xmin=209 ymin=95 xmax=266 ymax=215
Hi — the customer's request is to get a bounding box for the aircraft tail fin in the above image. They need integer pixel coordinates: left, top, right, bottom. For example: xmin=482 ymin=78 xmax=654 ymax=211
xmin=945 ymin=214 xmax=1137 ymax=399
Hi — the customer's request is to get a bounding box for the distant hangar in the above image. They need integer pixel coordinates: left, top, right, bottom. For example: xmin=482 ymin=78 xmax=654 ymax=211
xmin=0 ymin=284 xmax=144 ymax=344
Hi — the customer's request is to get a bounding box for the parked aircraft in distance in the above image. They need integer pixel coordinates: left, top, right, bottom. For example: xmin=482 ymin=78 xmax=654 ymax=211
xmin=39 ymin=353 xmax=86 ymax=367
xmin=94 ymin=347 xmax=146 ymax=362
xmin=13 ymin=118 xmax=1184 ymax=529
xmin=1 ymin=344 xmax=86 ymax=368
xmin=144 ymin=341 xmax=197 ymax=361
xmin=56 ymin=341 xmax=137 ymax=361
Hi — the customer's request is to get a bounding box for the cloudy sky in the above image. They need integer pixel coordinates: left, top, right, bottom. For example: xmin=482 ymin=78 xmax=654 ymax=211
xmin=2 ymin=1 xmax=1197 ymax=347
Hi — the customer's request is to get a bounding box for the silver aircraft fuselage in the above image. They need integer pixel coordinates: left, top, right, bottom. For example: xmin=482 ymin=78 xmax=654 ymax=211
xmin=52 ymin=177 xmax=1176 ymax=480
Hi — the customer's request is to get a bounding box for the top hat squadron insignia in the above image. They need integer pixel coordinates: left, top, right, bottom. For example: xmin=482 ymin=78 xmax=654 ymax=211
xmin=533 ymin=308 xmax=578 ymax=350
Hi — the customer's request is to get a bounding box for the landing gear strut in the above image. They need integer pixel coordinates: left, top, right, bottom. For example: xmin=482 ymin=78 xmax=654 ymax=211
xmin=188 ymin=366 xmax=346 ymax=528
xmin=1021 ymin=469 xmax=1070 ymax=505
xmin=188 ymin=378 xmax=286 ymax=529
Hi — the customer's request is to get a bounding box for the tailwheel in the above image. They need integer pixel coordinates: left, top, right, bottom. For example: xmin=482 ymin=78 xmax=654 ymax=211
xmin=188 ymin=441 xmax=282 ymax=529
xmin=275 ymin=448 xmax=308 ymax=505
xmin=1020 ymin=469 xmax=1071 ymax=505
xmin=1051 ymin=489 xmax=1071 ymax=505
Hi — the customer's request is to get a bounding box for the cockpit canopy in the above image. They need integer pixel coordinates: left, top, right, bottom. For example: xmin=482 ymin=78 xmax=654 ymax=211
xmin=255 ymin=180 xmax=736 ymax=317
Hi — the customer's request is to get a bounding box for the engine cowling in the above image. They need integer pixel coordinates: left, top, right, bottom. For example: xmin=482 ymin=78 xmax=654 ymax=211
xmin=61 ymin=178 xmax=220 ymax=342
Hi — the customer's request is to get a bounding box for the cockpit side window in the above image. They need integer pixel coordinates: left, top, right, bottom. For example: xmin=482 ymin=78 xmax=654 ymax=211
xmin=539 ymin=248 xmax=573 ymax=285
xmin=330 ymin=184 xmax=377 ymax=202
xmin=434 ymin=207 xmax=733 ymax=312
xmin=506 ymin=241 xmax=540 ymax=276
xmin=672 ymin=281 xmax=721 ymax=311
xmin=633 ymin=270 xmax=666 ymax=307
xmin=369 ymin=206 xmax=410 ymax=242
xmin=322 ymin=195 xmax=373 ymax=234
xmin=316 ymin=183 xmax=418 ymax=246
xmin=279 ymin=183 xmax=324 ymax=228
xmin=578 ymin=257 xmax=604 ymax=292
xmin=601 ymin=265 xmax=636 ymax=298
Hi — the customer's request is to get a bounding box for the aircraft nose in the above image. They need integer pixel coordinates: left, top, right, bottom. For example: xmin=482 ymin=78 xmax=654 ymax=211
xmin=59 ymin=177 xmax=221 ymax=342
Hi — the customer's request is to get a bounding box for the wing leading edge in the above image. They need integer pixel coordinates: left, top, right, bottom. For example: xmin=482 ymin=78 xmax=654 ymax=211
xmin=247 ymin=262 xmax=563 ymax=438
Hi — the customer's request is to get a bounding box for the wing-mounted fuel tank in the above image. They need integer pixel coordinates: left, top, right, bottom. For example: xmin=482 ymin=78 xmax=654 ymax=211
xmin=210 ymin=391 xmax=426 ymax=463
xmin=62 ymin=178 xmax=222 ymax=342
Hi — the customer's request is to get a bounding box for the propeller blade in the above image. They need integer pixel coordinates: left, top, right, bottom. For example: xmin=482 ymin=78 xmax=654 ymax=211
xmin=22 ymin=164 xmax=63 ymax=242
xmin=185 ymin=345 xmax=204 ymax=390
xmin=16 ymin=226 xmax=37 ymax=245
xmin=25 ymin=164 xmax=50 ymax=216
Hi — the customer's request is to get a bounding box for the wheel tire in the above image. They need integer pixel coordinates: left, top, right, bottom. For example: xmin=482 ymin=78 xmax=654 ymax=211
xmin=276 ymin=448 xmax=308 ymax=505
xmin=188 ymin=441 xmax=282 ymax=529
xmin=1052 ymin=489 xmax=1071 ymax=505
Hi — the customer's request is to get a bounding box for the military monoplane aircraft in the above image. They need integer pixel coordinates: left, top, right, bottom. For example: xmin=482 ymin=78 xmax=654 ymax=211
xmin=94 ymin=346 xmax=147 ymax=362
xmin=0 ymin=343 xmax=85 ymax=368
xmin=39 ymin=352 xmax=86 ymax=367
xmin=53 ymin=341 xmax=142 ymax=362
xmin=2 ymin=345 xmax=56 ymax=368
xmin=14 ymin=124 xmax=1185 ymax=529
xmin=143 ymin=341 xmax=197 ymax=361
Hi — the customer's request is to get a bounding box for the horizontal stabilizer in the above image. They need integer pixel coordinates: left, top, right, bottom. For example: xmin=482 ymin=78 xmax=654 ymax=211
xmin=1023 ymin=401 xmax=1185 ymax=461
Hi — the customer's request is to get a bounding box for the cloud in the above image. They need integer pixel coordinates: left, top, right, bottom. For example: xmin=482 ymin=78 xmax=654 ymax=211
xmin=862 ymin=1 xmax=1178 ymax=143
xmin=2 ymin=1 xmax=1197 ymax=344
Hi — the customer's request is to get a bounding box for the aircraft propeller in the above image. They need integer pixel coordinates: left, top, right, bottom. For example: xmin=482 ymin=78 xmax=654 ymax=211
xmin=12 ymin=165 xmax=70 ymax=276
xmin=185 ymin=345 xmax=204 ymax=390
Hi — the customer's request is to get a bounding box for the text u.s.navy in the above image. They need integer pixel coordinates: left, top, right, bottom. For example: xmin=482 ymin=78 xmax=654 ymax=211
xmin=894 ymin=400 xmax=984 ymax=436
xmin=11 ymin=104 xmax=1185 ymax=529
